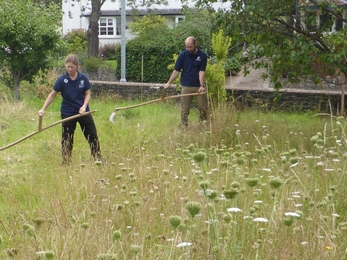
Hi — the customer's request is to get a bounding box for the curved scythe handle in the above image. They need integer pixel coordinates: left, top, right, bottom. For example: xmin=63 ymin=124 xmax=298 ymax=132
xmin=109 ymin=92 xmax=204 ymax=123
xmin=0 ymin=110 xmax=97 ymax=151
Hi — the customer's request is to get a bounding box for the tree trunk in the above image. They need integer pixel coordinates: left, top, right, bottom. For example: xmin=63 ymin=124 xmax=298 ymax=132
xmin=13 ymin=74 xmax=21 ymax=101
xmin=88 ymin=17 xmax=100 ymax=57
xmin=87 ymin=0 xmax=105 ymax=58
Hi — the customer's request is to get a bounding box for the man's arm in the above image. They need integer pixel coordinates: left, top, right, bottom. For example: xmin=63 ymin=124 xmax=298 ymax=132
xmin=164 ymin=70 xmax=180 ymax=89
xmin=199 ymin=71 xmax=206 ymax=92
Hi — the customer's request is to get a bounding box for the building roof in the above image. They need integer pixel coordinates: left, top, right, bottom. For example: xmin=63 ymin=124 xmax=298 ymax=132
xmin=84 ymin=8 xmax=189 ymax=17
xmin=299 ymin=0 xmax=347 ymax=5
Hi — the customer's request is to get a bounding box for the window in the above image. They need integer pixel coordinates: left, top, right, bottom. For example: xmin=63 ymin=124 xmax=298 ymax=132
xmin=319 ymin=14 xmax=332 ymax=32
xmin=99 ymin=18 xmax=121 ymax=36
xmin=175 ymin=16 xmax=185 ymax=24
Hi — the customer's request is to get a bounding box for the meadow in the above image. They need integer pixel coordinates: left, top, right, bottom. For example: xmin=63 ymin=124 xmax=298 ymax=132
xmin=1 ymin=86 xmax=347 ymax=260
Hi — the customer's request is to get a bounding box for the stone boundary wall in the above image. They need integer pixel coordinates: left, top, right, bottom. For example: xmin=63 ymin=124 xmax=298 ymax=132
xmin=90 ymin=81 xmax=344 ymax=114
xmin=229 ymin=87 xmax=343 ymax=113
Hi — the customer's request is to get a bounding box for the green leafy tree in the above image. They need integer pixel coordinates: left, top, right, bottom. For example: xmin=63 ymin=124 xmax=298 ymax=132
xmin=195 ymin=0 xmax=347 ymax=89
xmin=32 ymin=0 xmax=61 ymax=7
xmin=0 ymin=0 xmax=61 ymax=100
xmin=173 ymin=10 xmax=215 ymax=55
xmin=128 ymin=14 xmax=168 ymax=36
xmin=64 ymin=29 xmax=88 ymax=54
xmin=206 ymin=29 xmax=231 ymax=104
xmin=115 ymin=10 xmax=216 ymax=83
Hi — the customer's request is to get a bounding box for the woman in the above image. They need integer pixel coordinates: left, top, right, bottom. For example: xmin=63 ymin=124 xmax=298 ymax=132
xmin=38 ymin=54 xmax=101 ymax=164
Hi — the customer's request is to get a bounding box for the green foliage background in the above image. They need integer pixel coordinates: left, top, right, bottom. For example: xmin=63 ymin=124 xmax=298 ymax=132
xmin=115 ymin=11 xmax=214 ymax=83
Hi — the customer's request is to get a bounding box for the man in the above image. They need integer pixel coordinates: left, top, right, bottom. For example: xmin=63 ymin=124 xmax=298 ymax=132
xmin=165 ymin=36 xmax=208 ymax=128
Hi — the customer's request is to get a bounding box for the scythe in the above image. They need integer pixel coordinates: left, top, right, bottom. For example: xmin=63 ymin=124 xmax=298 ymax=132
xmin=0 ymin=110 xmax=97 ymax=151
xmin=109 ymin=91 xmax=204 ymax=124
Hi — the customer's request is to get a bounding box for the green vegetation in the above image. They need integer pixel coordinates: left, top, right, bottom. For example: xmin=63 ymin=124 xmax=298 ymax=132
xmin=1 ymin=87 xmax=347 ymax=259
xmin=0 ymin=0 xmax=61 ymax=100
xmin=115 ymin=11 xmax=219 ymax=83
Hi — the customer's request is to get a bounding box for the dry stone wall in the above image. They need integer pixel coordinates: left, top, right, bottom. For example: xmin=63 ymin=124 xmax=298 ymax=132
xmin=90 ymin=81 xmax=345 ymax=114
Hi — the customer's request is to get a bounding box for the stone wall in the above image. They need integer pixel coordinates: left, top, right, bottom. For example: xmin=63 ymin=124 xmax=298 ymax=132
xmin=84 ymin=68 xmax=117 ymax=82
xmin=90 ymin=81 xmax=177 ymax=99
xmin=229 ymin=87 xmax=343 ymax=113
xmin=90 ymin=80 xmax=345 ymax=114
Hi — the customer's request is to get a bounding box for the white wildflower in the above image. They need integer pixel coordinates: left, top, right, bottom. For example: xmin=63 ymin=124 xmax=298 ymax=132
xmin=253 ymin=217 xmax=269 ymax=223
xmin=324 ymin=168 xmax=334 ymax=172
xmin=176 ymin=242 xmax=193 ymax=248
xmin=284 ymin=212 xmax=301 ymax=217
xmin=227 ymin=207 xmax=242 ymax=213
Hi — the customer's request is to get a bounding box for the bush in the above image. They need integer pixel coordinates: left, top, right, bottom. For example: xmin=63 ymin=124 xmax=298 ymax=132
xmin=100 ymin=44 xmax=118 ymax=60
xmin=63 ymin=29 xmax=87 ymax=54
xmin=115 ymin=10 xmax=214 ymax=83
xmin=83 ymin=57 xmax=105 ymax=72
xmin=223 ymin=57 xmax=241 ymax=75
xmin=115 ymin=28 xmax=180 ymax=82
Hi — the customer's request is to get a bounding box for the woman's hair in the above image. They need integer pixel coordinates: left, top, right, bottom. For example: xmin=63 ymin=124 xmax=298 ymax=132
xmin=65 ymin=54 xmax=79 ymax=68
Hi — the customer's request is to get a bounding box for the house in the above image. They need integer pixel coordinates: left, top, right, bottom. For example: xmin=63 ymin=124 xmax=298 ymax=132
xmin=299 ymin=0 xmax=347 ymax=33
xmin=62 ymin=0 xmax=227 ymax=47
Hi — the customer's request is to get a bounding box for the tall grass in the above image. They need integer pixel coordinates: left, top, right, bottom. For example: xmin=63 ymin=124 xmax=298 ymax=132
xmin=1 ymin=87 xmax=347 ymax=259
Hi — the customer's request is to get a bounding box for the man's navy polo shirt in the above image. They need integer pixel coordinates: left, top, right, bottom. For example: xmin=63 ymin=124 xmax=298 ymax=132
xmin=174 ymin=48 xmax=207 ymax=87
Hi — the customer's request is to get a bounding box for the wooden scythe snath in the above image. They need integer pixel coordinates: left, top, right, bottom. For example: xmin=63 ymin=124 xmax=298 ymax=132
xmin=0 ymin=110 xmax=97 ymax=151
xmin=109 ymin=91 xmax=205 ymax=123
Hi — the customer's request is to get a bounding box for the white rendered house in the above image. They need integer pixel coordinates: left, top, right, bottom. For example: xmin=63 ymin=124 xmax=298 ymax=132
xmin=62 ymin=0 xmax=227 ymax=46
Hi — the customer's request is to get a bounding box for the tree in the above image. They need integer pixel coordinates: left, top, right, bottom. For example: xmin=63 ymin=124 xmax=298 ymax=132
xmin=67 ymin=0 xmax=169 ymax=57
xmin=0 ymin=0 xmax=61 ymax=100
xmin=87 ymin=0 xmax=108 ymax=57
xmin=128 ymin=14 xmax=168 ymax=36
xmin=195 ymin=0 xmax=347 ymax=88
xmin=206 ymin=29 xmax=231 ymax=104
xmin=32 ymin=0 xmax=61 ymax=7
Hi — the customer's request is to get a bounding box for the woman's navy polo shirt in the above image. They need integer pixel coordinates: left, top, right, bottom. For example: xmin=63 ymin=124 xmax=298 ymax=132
xmin=53 ymin=71 xmax=91 ymax=115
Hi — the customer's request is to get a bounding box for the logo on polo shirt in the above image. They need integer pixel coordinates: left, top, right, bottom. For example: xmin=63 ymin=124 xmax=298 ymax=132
xmin=79 ymin=80 xmax=85 ymax=88
xmin=64 ymin=79 xmax=68 ymax=83
xmin=196 ymin=56 xmax=201 ymax=61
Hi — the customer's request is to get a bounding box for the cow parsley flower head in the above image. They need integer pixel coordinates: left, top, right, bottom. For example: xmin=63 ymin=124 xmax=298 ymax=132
xmin=253 ymin=217 xmax=269 ymax=223
xmin=177 ymin=242 xmax=193 ymax=248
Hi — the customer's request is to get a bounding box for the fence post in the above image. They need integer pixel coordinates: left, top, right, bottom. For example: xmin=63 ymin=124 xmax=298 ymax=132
xmin=340 ymin=75 xmax=345 ymax=115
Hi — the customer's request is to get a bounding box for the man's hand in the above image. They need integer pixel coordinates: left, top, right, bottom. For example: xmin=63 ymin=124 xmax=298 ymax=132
xmin=198 ymin=86 xmax=205 ymax=93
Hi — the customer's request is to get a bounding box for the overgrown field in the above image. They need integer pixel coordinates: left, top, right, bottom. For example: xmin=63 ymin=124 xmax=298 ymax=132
xmin=1 ymin=90 xmax=347 ymax=259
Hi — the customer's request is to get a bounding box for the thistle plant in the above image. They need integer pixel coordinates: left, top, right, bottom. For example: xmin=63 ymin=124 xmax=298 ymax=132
xmin=269 ymin=177 xmax=283 ymax=189
xmin=169 ymin=215 xmax=182 ymax=229
xmin=112 ymin=230 xmax=121 ymax=241
xmin=193 ymin=151 xmax=207 ymax=163
xmin=223 ymin=188 xmax=239 ymax=199
xmin=44 ymin=250 xmax=55 ymax=259
xmin=186 ymin=201 xmax=202 ymax=218
xmin=23 ymin=223 xmax=35 ymax=236
xmin=199 ymin=180 xmax=210 ymax=190
xmin=245 ymin=177 xmax=259 ymax=187
xmin=130 ymin=244 xmax=141 ymax=254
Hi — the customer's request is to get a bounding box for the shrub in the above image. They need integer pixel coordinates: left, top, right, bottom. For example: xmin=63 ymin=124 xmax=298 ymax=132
xmin=115 ymin=10 xmax=215 ymax=83
xmin=223 ymin=56 xmax=241 ymax=75
xmin=115 ymin=28 xmax=180 ymax=82
xmin=99 ymin=44 xmax=118 ymax=60
xmin=63 ymin=29 xmax=87 ymax=54
xmin=83 ymin=57 xmax=104 ymax=72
